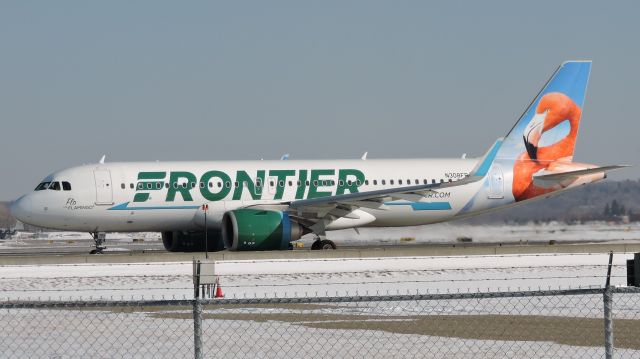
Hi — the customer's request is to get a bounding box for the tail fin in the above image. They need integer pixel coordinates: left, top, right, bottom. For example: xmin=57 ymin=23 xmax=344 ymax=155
xmin=496 ymin=61 xmax=592 ymax=162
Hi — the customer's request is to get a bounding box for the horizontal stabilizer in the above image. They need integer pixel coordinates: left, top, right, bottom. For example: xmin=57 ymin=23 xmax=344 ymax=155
xmin=533 ymin=165 xmax=629 ymax=181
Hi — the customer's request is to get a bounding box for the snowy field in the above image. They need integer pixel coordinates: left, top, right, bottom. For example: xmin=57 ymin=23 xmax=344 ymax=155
xmin=1 ymin=253 xmax=639 ymax=358
xmin=0 ymin=252 xmax=634 ymax=301
xmin=322 ymin=222 xmax=640 ymax=246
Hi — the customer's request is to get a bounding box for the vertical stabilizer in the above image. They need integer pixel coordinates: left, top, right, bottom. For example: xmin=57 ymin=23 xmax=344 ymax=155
xmin=497 ymin=61 xmax=591 ymax=162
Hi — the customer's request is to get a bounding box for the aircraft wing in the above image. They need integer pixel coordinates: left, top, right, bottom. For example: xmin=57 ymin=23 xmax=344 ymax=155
xmin=274 ymin=139 xmax=504 ymax=229
xmin=282 ymin=178 xmax=474 ymax=229
xmin=288 ymin=176 xmax=473 ymax=210
xmin=240 ymin=139 xmax=502 ymax=230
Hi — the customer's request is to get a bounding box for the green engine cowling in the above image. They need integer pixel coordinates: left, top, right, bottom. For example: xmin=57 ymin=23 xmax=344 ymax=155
xmin=222 ymin=209 xmax=308 ymax=251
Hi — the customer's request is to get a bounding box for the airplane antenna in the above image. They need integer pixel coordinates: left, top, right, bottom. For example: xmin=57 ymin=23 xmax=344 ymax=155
xmin=99 ymin=155 xmax=106 ymax=164
xmin=280 ymin=153 xmax=290 ymax=160
xmin=461 ymin=153 xmax=467 ymax=159
xmin=361 ymin=152 xmax=368 ymax=160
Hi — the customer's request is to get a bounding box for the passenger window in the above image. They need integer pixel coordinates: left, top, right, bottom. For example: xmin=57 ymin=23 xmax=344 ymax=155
xmin=313 ymin=180 xmax=318 ymax=186
xmin=440 ymin=179 xmax=444 ymax=183
xmin=165 ymin=183 xmax=169 ymax=189
xmin=306 ymin=180 xmax=310 ymax=186
xmin=225 ymin=181 xmax=230 ymax=188
xmin=147 ymin=183 xmax=152 ymax=190
xmin=49 ymin=182 xmax=61 ymax=191
xmin=399 ymin=180 xmax=403 ymax=185
xmin=390 ymin=180 xmax=394 ymax=185
xmin=234 ymin=182 xmax=239 ymax=188
xmin=373 ymin=180 xmax=378 ymax=185
xmin=200 ymin=182 xmax=205 ymax=188
xmin=121 ymin=183 xmax=125 ymax=189
xmin=62 ymin=182 xmax=72 ymax=191
xmin=432 ymin=179 xmax=436 ymax=184
xmin=365 ymin=180 xmax=369 ymax=185
xmin=256 ymin=180 xmax=262 ymax=187
xmin=130 ymin=183 xmax=134 ymax=189
xmin=278 ymin=180 xmax=284 ymax=187
xmin=381 ymin=180 xmax=386 ymax=185
xmin=173 ymin=183 xmax=178 ymax=189
xmin=356 ymin=180 xmax=361 ymax=186
xmin=297 ymin=180 xmax=301 ymax=186
xmin=288 ymin=181 xmax=293 ymax=186
xmin=138 ymin=183 xmax=144 ymax=190
xmin=423 ymin=179 xmax=427 ymax=185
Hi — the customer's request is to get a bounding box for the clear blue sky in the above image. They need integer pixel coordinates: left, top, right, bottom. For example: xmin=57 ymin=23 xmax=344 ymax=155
xmin=1 ymin=1 xmax=638 ymax=200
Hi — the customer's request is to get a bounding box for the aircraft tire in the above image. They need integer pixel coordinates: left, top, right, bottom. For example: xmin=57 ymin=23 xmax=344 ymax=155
xmin=319 ymin=239 xmax=336 ymax=250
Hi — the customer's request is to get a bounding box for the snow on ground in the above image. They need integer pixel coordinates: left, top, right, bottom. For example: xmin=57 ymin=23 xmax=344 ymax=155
xmin=0 ymin=252 xmax=634 ymax=302
xmin=1 ymin=253 xmax=639 ymax=358
xmin=1 ymin=231 xmax=161 ymax=242
xmin=321 ymin=222 xmax=640 ymax=245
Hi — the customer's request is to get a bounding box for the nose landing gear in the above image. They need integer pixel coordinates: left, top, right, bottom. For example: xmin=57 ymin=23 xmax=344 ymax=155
xmin=90 ymin=232 xmax=106 ymax=254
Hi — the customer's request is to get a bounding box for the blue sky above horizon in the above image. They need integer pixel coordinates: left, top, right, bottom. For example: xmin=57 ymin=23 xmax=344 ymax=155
xmin=1 ymin=1 xmax=639 ymax=200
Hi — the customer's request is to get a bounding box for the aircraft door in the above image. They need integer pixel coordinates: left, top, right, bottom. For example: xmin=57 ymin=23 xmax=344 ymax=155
xmin=488 ymin=164 xmax=504 ymax=199
xmin=94 ymin=169 xmax=114 ymax=205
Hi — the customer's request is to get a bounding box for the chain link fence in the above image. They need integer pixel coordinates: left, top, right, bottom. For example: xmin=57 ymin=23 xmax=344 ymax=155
xmin=0 ymin=287 xmax=638 ymax=358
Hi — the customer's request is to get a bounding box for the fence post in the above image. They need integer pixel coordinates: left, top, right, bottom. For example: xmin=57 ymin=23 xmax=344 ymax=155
xmin=193 ymin=259 xmax=203 ymax=359
xmin=194 ymin=298 xmax=203 ymax=359
xmin=603 ymin=287 xmax=614 ymax=359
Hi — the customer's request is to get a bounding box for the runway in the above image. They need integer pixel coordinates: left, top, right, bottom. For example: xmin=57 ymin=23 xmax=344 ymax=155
xmin=0 ymin=237 xmax=639 ymax=266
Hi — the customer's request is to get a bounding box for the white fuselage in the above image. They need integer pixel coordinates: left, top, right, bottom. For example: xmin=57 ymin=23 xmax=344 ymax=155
xmin=12 ymin=158 xmax=497 ymax=232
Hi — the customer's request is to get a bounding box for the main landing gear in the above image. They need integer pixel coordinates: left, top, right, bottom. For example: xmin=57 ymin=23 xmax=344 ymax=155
xmin=90 ymin=232 xmax=106 ymax=254
xmin=311 ymin=236 xmax=336 ymax=250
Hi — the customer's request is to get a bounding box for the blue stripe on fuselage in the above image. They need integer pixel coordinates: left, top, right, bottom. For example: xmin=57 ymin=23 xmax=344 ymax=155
xmin=108 ymin=202 xmax=200 ymax=210
xmin=385 ymin=202 xmax=452 ymax=210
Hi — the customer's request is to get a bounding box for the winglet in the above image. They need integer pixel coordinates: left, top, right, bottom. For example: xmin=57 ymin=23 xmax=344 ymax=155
xmin=469 ymin=139 xmax=503 ymax=178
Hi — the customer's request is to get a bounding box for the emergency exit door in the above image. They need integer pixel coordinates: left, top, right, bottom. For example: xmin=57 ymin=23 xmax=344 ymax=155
xmin=488 ymin=165 xmax=504 ymax=199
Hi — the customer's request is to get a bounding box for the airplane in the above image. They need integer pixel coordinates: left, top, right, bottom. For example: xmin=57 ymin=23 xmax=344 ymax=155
xmin=10 ymin=61 xmax=626 ymax=253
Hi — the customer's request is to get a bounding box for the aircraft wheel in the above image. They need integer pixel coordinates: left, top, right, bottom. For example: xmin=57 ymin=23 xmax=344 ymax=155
xmin=319 ymin=239 xmax=336 ymax=250
xmin=311 ymin=240 xmax=322 ymax=250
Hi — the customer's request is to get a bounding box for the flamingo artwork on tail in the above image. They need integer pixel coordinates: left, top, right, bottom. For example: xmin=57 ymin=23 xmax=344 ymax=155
xmin=458 ymin=61 xmax=627 ymax=217
xmin=512 ymin=92 xmax=583 ymax=201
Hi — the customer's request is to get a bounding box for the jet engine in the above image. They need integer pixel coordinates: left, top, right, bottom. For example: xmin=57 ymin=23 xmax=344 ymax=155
xmin=221 ymin=209 xmax=308 ymax=251
xmin=161 ymin=230 xmax=225 ymax=252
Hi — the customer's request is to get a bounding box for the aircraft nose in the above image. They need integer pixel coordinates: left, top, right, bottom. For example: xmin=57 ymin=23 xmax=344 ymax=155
xmin=10 ymin=195 xmax=33 ymax=222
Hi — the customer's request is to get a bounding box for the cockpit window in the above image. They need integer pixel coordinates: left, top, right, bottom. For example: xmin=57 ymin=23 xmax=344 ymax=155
xmin=62 ymin=182 xmax=71 ymax=191
xmin=49 ymin=182 xmax=61 ymax=191
xmin=35 ymin=182 xmax=51 ymax=191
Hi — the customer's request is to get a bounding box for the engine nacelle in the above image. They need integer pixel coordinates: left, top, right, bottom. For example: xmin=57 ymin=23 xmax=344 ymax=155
xmin=162 ymin=230 xmax=225 ymax=252
xmin=222 ymin=209 xmax=308 ymax=251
